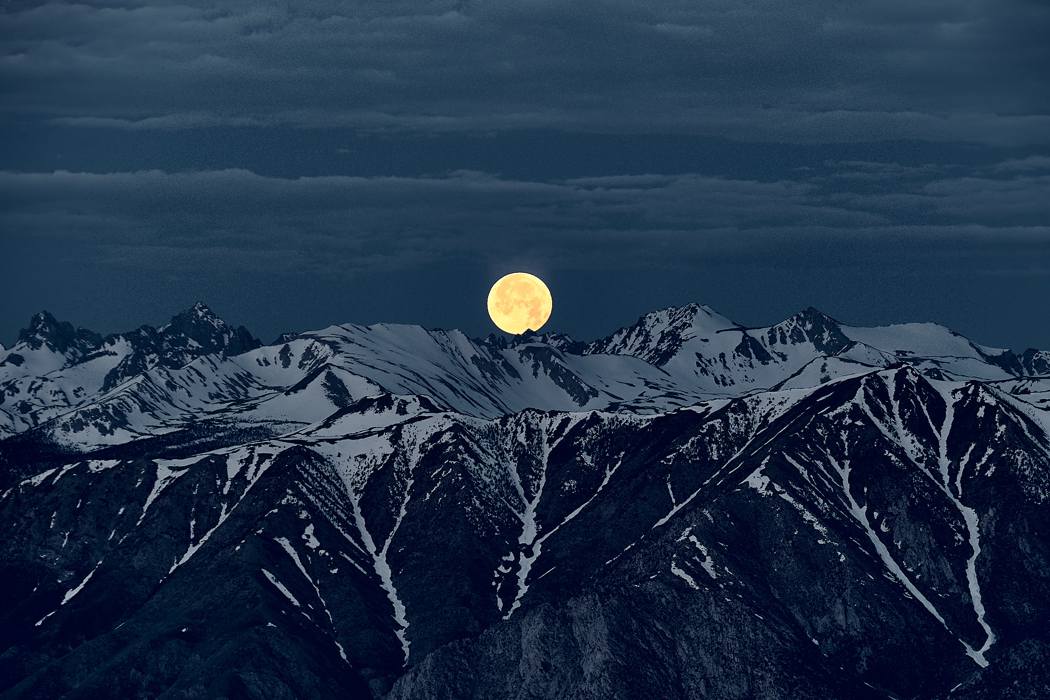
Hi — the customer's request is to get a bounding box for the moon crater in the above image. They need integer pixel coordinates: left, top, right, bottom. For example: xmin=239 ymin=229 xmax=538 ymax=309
xmin=487 ymin=272 xmax=553 ymax=335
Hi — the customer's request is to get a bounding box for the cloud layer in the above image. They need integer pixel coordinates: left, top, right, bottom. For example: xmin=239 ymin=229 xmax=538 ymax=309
xmin=1 ymin=0 xmax=1048 ymax=347
xmin=3 ymin=161 xmax=1047 ymax=275
xmin=2 ymin=0 xmax=1048 ymax=143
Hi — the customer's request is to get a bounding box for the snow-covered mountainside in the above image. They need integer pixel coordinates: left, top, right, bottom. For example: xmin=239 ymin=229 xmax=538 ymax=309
xmin=1 ymin=303 xmax=1048 ymax=699
xmin=0 ymin=303 xmax=260 ymax=437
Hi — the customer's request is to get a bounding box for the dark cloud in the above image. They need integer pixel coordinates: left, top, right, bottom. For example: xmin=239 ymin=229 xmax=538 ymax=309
xmin=1 ymin=0 xmax=1048 ymax=143
xmin=0 ymin=0 xmax=1048 ymax=348
xmin=2 ymin=162 xmax=1047 ymax=283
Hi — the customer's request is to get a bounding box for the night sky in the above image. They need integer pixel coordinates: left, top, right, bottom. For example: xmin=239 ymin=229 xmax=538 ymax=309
xmin=2 ymin=0 xmax=1048 ymax=348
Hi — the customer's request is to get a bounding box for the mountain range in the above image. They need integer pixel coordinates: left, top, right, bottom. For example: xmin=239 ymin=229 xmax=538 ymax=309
xmin=1 ymin=302 xmax=1048 ymax=699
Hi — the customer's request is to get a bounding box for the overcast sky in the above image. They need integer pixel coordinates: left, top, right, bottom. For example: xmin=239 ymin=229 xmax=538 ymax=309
xmin=2 ymin=0 xmax=1048 ymax=348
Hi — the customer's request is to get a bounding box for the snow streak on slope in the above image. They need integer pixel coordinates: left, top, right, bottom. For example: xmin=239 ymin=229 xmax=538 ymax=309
xmin=827 ymin=451 xmax=963 ymax=651
xmin=6 ymin=302 xmax=1050 ymax=699
xmin=362 ymin=468 xmax=414 ymax=665
xmin=168 ymin=446 xmax=279 ymax=576
xmin=862 ymin=372 xmax=998 ymax=666
xmin=262 ymin=568 xmax=303 ymax=610
xmin=499 ymin=412 xmax=618 ymax=619
xmin=137 ymin=457 xmax=196 ymax=527
xmin=275 ymin=535 xmax=350 ymax=663
xmin=500 ymin=414 xmax=563 ymax=619
xmin=318 ymin=416 xmax=447 ymax=664
xmin=34 ymin=560 xmax=103 ymax=627
xmin=934 ymin=385 xmax=995 ymax=667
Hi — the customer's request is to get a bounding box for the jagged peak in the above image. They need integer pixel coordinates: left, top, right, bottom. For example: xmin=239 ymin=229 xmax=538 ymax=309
xmin=27 ymin=309 xmax=58 ymax=326
xmin=22 ymin=310 xmax=64 ymax=337
xmin=167 ymin=301 xmax=226 ymax=329
xmin=162 ymin=303 xmax=260 ymax=356
xmin=589 ymin=302 xmax=740 ymax=363
xmin=792 ymin=306 xmax=841 ymax=325
xmin=766 ymin=306 xmax=852 ymax=355
xmin=642 ymin=302 xmax=736 ymax=328
xmin=16 ymin=310 xmax=102 ymax=354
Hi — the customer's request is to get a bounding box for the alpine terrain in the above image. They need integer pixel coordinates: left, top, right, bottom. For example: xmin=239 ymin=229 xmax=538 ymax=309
xmin=1 ymin=302 xmax=1049 ymax=699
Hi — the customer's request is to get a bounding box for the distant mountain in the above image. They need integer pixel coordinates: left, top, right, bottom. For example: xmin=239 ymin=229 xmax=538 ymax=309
xmin=1 ymin=303 xmax=1049 ymax=699
xmin=0 ymin=303 xmax=260 ymax=437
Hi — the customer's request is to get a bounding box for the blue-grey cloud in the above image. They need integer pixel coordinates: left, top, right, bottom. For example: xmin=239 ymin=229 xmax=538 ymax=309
xmin=2 ymin=163 xmax=1047 ymax=277
xmin=1 ymin=0 xmax=1047 ymax=144
xmin=1 ymin=0 xmax=1048 ymax=349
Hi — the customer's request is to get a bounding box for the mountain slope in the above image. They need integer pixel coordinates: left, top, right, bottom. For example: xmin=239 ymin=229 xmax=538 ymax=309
xmin=0 ymin=303 xmax=260 ymax=438
xmin=4 ymin=303 xmax=1046 ymax=453
xmin=1 ymin=304 xmax=1049 ymax=699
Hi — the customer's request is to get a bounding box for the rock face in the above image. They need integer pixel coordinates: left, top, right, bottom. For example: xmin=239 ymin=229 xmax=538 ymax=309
xmin=1 ymin=303 xmax=1049 ymax=699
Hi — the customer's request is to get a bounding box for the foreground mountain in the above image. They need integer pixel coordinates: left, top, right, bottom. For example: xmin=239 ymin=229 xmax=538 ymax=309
xmin=1 ymin=303 xmax=1048 ymax=699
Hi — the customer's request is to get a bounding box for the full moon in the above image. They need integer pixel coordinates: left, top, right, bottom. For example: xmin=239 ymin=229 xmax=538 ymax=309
xmin=487 ymin=272 xmax=553 ymax=335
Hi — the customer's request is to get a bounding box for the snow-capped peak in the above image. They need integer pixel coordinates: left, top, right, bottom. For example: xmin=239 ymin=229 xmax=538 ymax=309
xmin=15 ymin=310 xmax=102 ymax=355
xmin=589 ymin=303 xmax=740 ymax=366
xmin=762 ymin=307 xmax=852 ymax=355
xmin=161 ymin=303 xmax=260 ymax=356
